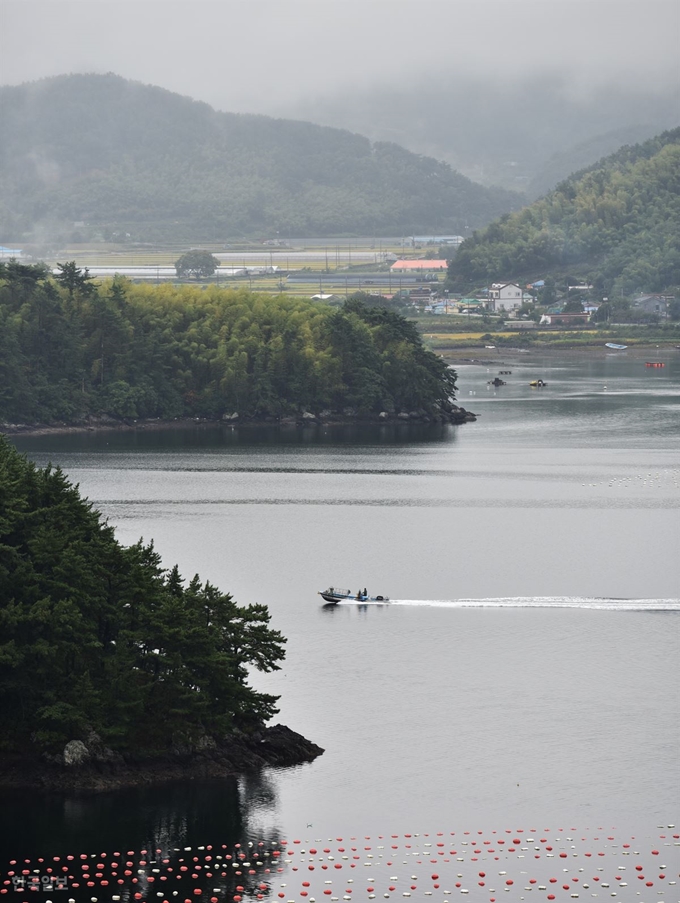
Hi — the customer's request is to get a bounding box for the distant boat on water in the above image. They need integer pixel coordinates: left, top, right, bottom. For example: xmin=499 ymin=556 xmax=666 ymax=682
xmin=605 ymin=343 xmax=628 ymax=350
xmin=318 ymin=587 xmax=389 ymax=604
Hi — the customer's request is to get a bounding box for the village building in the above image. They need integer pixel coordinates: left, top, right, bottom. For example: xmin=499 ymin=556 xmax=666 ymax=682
xmin=390 ymin=259 xmax=448 ymax=273
xmin=409 ymin=286 xmax=439 ymax=304
xmin=505 ymin=321 xmax=538 ymax=329
xmin=457 ymin=298 xmax=487 ymax=313
xmin=487 ymin=282 xmax=523 ymax=311
xmin=634 ymin=294 xmax=671 ymax=317
xmin=540 ymin=311 xmax=591 ymax=326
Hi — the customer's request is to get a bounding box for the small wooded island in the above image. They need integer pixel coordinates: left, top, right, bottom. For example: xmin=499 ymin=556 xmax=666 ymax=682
xmin=0 ymin=262 xmax=471 ymax=432
xmin=0 ymin=436 xmax=322 ymax=790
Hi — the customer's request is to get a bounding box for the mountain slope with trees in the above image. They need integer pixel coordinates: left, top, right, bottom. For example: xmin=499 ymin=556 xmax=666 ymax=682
xmin=0 ymin=73 xmax=520 ymax=243
xmin=447 ymin=128 xmax=680 ymax=295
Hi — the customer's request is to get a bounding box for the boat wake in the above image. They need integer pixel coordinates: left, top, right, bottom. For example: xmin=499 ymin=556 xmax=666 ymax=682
xmin=388 ymin=596 xmax=680 ymax=611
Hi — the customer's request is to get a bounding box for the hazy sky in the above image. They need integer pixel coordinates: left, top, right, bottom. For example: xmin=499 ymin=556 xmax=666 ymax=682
xmin=1 ymin=0 xmax=678 ymax=114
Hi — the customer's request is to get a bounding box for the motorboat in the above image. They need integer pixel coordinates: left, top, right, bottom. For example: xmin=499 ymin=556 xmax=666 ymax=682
xmin=529 ymin=379 xmax=547 ymax=387
xmin=318 ymin=587 xmax=389 ymax=604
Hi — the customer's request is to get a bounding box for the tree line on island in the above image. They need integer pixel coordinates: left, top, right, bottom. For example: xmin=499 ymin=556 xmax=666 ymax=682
xmin=0 ymin=435 xmax=286 ymax=761
xmin=0 ymin=261 xmax=458 ymax=425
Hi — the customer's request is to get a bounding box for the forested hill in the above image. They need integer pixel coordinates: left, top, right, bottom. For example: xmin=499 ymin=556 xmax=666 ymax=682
xmin=0 ymin=73 xmax=520 ymax=243
xmin=0 ymin=264 xmax=459 ymax=425
xmin=448 ymin=128 xmax=680 ymax=295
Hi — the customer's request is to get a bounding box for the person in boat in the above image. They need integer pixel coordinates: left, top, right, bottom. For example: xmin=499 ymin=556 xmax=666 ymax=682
xmin=363 ymin=587 xmax=367 ymax=598
xmin=357 ymin=588 xmax=363 ymax=600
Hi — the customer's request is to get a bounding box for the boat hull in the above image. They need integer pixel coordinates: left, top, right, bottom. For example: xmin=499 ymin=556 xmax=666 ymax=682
xmin=319 ymin=592 xmax=389 ymax=604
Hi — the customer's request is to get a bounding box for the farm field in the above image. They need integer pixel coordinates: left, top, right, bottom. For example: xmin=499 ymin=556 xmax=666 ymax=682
xmin=39 ymin=238 xmax=415 ymax=269
xmin=30 ymin=237 xmax=451 ymax=294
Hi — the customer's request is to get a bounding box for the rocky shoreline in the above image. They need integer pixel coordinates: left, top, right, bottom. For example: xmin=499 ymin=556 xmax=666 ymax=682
xmin=1 ymin=404 xmax=477 ymax=438
xmin=0 ymin=724 xmax=324 ymax=792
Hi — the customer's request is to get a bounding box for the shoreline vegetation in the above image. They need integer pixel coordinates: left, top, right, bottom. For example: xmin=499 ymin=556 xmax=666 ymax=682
xmin=0 ymin=437 xmax=322 ymax=792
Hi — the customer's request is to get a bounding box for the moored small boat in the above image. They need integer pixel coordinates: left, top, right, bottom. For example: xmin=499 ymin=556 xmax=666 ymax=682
xmin=605 ymin=342 xmax=628 ymax=350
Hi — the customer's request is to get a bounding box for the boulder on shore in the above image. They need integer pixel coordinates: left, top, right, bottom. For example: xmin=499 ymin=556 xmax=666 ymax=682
xmin=63 ymin=740 xmax=90 ymax=766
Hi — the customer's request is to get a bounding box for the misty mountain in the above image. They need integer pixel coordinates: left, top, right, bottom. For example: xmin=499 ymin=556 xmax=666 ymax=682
xmin=526 ymin=124 xmax=680 ymax=199
xmin=282 ymin=75 xmax=679 ymax=195
xmin=0 ymin=73 xmax=522 ymax=245
xmin=448 ymin=128 xmax=680 ymax=295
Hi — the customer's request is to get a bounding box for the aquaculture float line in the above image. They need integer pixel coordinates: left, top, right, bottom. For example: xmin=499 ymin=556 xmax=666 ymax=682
xmin=2 ymin=827 xmax=678 ymax=903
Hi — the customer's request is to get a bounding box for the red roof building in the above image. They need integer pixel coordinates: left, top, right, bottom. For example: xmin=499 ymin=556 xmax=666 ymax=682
xmin=390 ymin=259 xmax=448 ymax=271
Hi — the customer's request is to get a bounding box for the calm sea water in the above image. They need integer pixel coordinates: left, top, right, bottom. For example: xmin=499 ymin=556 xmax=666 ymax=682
xmin=4 ymin=348 xmax=680 ymax=872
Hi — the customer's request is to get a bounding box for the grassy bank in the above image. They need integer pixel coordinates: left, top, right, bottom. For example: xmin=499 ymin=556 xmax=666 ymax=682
xmin=419 ymin=324 xmax=680 ymax=352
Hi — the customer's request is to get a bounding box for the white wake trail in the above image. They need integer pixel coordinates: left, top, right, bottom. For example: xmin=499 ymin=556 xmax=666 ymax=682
xmin=387 ymin=596 xmax=680 ymax=611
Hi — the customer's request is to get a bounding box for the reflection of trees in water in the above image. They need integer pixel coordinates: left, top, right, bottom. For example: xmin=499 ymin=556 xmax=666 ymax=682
xmin=239 ymin=769 xmax=283 ymax=839
xmin=240 ymin=769 xmax=278 ymax=810
xmin=1 ymin=777 xmax=287 ymax=903
xmin=65 ymin=779 xmax=246 ymax=851
xmin=0 ymin=778 xmax=249 ymax=858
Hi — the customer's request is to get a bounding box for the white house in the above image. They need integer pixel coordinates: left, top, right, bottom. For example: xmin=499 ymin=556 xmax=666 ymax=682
xmin=487 ymin=282 xmax=523 ymax=311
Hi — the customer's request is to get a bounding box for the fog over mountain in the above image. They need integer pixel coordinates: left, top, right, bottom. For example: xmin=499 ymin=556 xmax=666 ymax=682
xmin=281 ymin=76 xmax=679 ymax=195
xmin=0 ymin=73 xmax=522 ymax=243
xmin=2 ymin=0 xmax=678 ymax=196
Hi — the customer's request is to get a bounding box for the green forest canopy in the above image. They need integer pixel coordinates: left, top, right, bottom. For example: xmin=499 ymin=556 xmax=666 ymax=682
xmin=0 ymin=73 xmax=520 ymax=243
xmin=448 ymin=128 xmax=680 ymax=297
xmin=0 ymin=435 xmax=285 ymax=755
xmin=0 ymin=261 xmax=458 ymax=424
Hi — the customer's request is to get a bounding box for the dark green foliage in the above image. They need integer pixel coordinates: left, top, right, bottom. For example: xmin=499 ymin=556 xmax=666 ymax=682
xmin=448 ymin=129 xmax=680 ymax=296
xmin=54 ymin=261 xmax=97 ymax=300
xmin=0 ymin=74 xmax=520 ymax=242
xmin=343 ymin=299 xmax=457 ymax=411
xmin=175 ymin=250 xmax=219 ymax=280
xmin=0 ymin=268 xmax=457 ymax=423
xmin=0 ymin=436 xmax=285 ymax=754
